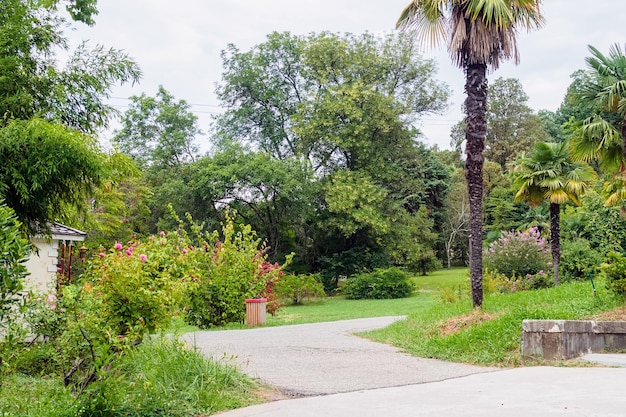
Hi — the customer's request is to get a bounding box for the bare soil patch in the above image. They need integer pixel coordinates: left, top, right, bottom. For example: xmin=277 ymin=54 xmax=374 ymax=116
xmin=592 ymin=306 xmax=626 ymax=321
xmin=437 ymin=310 xmax=499 ymax=337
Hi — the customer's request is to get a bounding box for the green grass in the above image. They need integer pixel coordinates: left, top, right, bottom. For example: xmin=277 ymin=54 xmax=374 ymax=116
xmin=364 ymin=278 xmax=623 ymax=366
xmin=0 ymin=337 xmax=262 ymax=417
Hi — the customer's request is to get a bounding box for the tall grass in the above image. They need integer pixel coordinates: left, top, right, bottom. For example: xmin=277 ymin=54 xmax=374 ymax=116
xmin=0 ymin=337 xmax=261 ymax=417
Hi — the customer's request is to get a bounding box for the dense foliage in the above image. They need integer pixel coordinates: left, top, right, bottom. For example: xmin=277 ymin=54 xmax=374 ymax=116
xmin=483 ymin=228 xmax=551 ymax=280
xmin=342 ymin=268 xmax=414 ymax=300
xmin=600 ymin=252 xmax=626 ymax=297
xmin=0 ymin=204 xmax=30 ymax=331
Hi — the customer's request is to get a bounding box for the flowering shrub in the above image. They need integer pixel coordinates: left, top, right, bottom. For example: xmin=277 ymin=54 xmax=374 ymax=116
xmin=483 ymin=269 xmax=551 ymax=294
xmin=185 ymin=216 xmax=291 ymax=328
xmin=72 ymin=231 xmax=192 ymax=348
xmin=483 ymin=228 xmax=551 ymax=280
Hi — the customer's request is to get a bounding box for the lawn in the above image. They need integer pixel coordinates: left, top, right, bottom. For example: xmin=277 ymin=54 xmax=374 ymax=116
xmin=364 ymin=277 xmax=622 ymax=366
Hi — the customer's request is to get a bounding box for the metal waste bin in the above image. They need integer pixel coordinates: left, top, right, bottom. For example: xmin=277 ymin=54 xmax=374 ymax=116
xmin=245 ymin=298 xmax=267 ymax=326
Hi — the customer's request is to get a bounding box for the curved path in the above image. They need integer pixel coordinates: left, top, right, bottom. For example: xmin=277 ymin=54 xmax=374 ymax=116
xmin=182 ymin=316 xmax=493 ymax=396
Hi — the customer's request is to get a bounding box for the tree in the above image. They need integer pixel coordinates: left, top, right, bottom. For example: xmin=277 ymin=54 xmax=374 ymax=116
xmin=0 ymin=119 xmax=106 ymax=236
xmin=441 ymin=168 xmax=469 ymax=268
xmin=570 ymin=44 xmax=626 ymax=204
xmin=214 ymin=31 xmax=451 ymax=281
xmin=0 ymin=0 xmax=140 ymax=134
xmin=113 ymin=86 xmax=201 ymax=169
xmin=0 ymin=204 xmax=30 ymax=329
xmin=0 ymin=0 xmax=140 ymax=234
xmin=397 ymin=0 xmax=544 ymax=307
xmin=485 ymin=78 xmax=550 ymax=171
xmin=512 ymin=141 xmax=596 ymax=285
xmin=216 ymin=31 xmax=449 ymax=167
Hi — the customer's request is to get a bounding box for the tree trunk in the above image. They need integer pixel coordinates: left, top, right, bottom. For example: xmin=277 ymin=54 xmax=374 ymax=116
xmin=550 ymin=202 xmax=560 ymax=286
xmin=464 ymin=63 xmax=488 ymax=308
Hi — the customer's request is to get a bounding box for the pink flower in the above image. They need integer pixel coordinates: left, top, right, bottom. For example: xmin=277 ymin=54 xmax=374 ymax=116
xmin=182 ymin=248 xmax=188 ymax=255
xmin=126 ymin=249 xmax=133 ymax=256
xmin=160 ymin=231 xmax=166 ymax=237
xmin=140 ymin=254 xmax=147 ymax=262
xmin=98 ymin=252 xmax=105 ymax=258
xmin=114 ymin=242 xmax=123 ymax=250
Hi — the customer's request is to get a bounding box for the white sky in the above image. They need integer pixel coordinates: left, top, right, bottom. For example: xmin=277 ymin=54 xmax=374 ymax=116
xmin=67 ymin=0 xmax=625 ymax=150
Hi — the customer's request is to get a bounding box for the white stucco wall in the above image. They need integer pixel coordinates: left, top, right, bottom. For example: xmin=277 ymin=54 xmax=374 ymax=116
xmin=23 ymin=238 xmax=59 ymax=294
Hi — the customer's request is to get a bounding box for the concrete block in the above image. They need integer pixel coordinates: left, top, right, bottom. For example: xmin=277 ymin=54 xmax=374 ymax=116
xmin=521 ymin=320 xmax=626 ymax=360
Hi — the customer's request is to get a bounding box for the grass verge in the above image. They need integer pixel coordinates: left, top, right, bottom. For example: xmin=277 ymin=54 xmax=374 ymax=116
xmin=0 ymin=337 xmax=262 ymax=417
xmin=364 ymin=278 xmax=623 ymax=366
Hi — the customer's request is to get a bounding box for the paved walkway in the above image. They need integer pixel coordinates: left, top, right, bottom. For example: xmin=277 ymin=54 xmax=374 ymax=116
xmin=183 ymin=316 xmax=491 ymax=396
xmin=182 ymin=317 xmax=626 ymax=416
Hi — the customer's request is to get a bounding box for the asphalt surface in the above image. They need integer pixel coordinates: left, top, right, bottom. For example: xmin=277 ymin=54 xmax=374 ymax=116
xmin=183 ymin=317 xmax=626 ymax=416
xmin=182 ymin=316 xmax=491 ymax=396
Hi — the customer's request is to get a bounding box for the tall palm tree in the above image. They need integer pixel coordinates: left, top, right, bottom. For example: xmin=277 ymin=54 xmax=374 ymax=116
xmin=571 ymin=43 xmax=626 ymax=205
xmin=396 ymin=1 xmax=544 ymax=307
xmin=513 ymin=141 xmax=596 ymax=285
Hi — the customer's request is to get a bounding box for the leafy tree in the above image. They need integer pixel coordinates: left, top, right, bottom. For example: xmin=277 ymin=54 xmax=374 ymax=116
xmin=397 ymin=0 xmax=544 ymax=307
xmin=213 ymin=31 xmax=451 ymax=280
xmin=113 ymin=86 xmax=201 ymax=169
xmin=0 ymin=0 xmax=140 ymax=234
xmin=0 ymin=119 xmax=106 ymax=235
xmin=191 ymin=145 xmax=315 ymax=262
xmin=43 ymin=0 xmax=99 ymax=25
xmin=216 ymin=31 xmax=449 ymax=167
xmin=485 ymin=78 xmax=550 ymax=171
xmin=0 ymin=0 xmax=140 ymax=134
xmin=513 ymin=141 xmax=596 ymax=285
xmin=566 ymin=191 xmax=626 ymax=255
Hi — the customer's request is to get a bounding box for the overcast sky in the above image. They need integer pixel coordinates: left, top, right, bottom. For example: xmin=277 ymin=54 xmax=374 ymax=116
xmin=68 ymin=0 xmax=625 ymax=150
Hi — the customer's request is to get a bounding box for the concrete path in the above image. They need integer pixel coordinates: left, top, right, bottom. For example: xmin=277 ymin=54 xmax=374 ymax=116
xmin=183 ymin=316 xmax=492 ymax=396
xmin=217 ymin=367 xmax=626 ymax=417
xmin=183 ymin=317 xmax=626 ymax=416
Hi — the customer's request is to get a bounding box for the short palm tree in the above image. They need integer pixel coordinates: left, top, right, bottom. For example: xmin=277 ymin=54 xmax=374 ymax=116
xmin=397 ymin=0 xmax=544 ymax=307
xmin=513 ymin=141 xmax=596 ymax=285
xmin=571 ymin=43 xmax=626 ymax=205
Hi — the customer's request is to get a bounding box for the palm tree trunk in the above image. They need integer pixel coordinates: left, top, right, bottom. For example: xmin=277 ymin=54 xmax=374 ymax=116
xmin=464 ymin=63 xmax=488 ymax=308
xmin=549 ymin=202 xmax=560 ymax=286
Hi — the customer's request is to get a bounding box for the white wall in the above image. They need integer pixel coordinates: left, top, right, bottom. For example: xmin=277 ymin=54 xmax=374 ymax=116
xmin=23 ymin=238 xmax=59 ymax=294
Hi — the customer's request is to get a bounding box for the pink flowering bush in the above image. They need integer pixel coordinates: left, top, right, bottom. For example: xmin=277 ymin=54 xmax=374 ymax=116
xmin=483 ymin=228 xmax=551 ymax=284
xmin=74 ymin=232 xmax=193 ymax=348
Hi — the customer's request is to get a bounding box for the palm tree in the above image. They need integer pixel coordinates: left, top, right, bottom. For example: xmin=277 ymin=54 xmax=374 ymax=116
xmin=396 ymin=1 xmax=544 ymax=307
xmin=513 ymin=141 xmax=596 ymax=285
xmin=571 ymin=43 xmax=626 ymax=205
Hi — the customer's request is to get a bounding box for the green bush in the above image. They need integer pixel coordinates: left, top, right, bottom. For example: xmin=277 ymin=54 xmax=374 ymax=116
xmin=559 ymin=239 xmax=602 ymax=281
xmin=483 ymin=268 xmax=551 ymax=294
xmin=274 ymin=274 xmax=325 ymax=304
xmin=0 ymin=204 xmax=31 ymax=327
xmin=600 ymin=251 xmax=626 ymax=297
xmin=185 ymin=215 xmax=289 ymax=327
xmin=483 ymin=228 xmax=551 ymax=279
xmin=343 ymin=268 xmax=414 ymax=300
